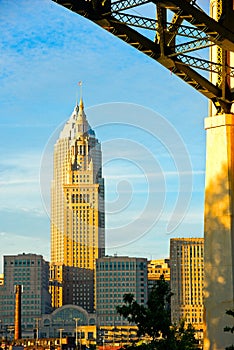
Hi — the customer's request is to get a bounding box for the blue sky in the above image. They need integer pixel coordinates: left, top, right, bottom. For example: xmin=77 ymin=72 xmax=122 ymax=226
xmin=0 ymin=0 xmax=209 ymax=272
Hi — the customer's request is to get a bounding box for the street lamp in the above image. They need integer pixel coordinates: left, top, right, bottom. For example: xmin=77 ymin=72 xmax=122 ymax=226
xmin=8 ymin=326 xmax=14 ymax=342
xmin=73 ymin=318 xmax=80 ymax=349
xmin=59 ymin=328 xmax=64 ymax=347
xmin=35 ymin=317 xmax=41 ymax=341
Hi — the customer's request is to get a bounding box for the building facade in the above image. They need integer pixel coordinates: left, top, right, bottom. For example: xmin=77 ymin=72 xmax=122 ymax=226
xmin=147 ymin=259 xmax=170 ymax=294
xmin=0 ymin=253 xmax=51 ymax=337
xmin=96 ymin=256 xmax=148 ymax=326
xmin=50 ymin=100 xmax=105 ymax=311
xmin=38 ymin=304 xmax=138 ymax=349
xmin=40 ymin=304 xmax=96 ymax=339
xmin=170 ymin=238 xmax=204 ymax=335
xmin=50 ymin=264 xmax=94 ymax=312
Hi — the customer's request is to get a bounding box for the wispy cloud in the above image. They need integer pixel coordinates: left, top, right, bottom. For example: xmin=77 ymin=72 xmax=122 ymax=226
xmin=105 ymin=170 xmax=204 ymax=179
xmin=0 ymin=150 xmax=45 ymax=210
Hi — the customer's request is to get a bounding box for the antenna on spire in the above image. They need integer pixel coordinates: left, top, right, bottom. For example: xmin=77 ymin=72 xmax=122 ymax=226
xmin=78 ymin=81 xmax=84 ymax=110
xmin=76 ymin=81 xmax=83 ymax=107
xmin=78 ymin=80 xmax=83 ymax=98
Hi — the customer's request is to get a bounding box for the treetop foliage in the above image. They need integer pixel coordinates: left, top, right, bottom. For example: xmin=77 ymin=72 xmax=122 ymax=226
xmin=224 ymin=309 xmax=234 ymax=350
xmin=116 ymin=275 xmax=199 ymax=350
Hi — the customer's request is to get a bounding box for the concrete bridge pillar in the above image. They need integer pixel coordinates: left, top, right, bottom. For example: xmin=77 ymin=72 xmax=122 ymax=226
xmin=204 ymin=113 xmax=234 ymax=350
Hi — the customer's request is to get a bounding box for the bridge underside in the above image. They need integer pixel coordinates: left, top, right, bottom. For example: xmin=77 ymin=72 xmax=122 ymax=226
xmin=53 ymin=0 xmax=234 ymax=113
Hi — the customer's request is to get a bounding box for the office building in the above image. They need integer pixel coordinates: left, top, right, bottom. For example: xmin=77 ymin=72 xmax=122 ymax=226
xmin=147 ymin=259 xmax=170 ymax=294
xmin=0 ymin=253 xmax=51 ymax=337
xmin=96 ymin=256 xmax=148 ymax=326
xmin=50 ymin=263 xmax=94 ymax=312
xmin=50 ymin=99 xmax=105 ymax=311
xmin=170 ymin=238 xmax=204 ymax=335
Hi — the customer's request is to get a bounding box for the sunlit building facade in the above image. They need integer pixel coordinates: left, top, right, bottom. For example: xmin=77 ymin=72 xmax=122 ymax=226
xmin=50 ymin=100 xmax=105 ymax=312
xmin=170 ymin=238 xmax=204 ymax=336
xmin=147 ymin=259 xmax=170 ymax=295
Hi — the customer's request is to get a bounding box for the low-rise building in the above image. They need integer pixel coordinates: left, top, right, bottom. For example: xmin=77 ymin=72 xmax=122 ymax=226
xmin=0 ymin=253 xmax=51 ymax=337
xmin=96 ymin=255 xmax=148 ymax=326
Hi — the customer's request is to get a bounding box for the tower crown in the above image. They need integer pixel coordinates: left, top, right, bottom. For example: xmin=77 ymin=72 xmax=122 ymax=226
xmin=59 ymin=100 xmax=95 ymax=141
xmin=74 ymin=98 xmax=95 ymax=137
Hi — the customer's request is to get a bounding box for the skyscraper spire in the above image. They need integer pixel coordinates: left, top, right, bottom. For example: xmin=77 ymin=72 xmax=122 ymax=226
xmin=79 ymin=97 xmax=84 ymax=111
xmin=75 ymin=97 xmax=89 ymax=136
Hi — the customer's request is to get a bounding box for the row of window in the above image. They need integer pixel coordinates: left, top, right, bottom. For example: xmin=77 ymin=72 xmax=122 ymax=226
xmin=5 ymin=259 xmax=41 ymax=266
xmin=1 ymin=305 xmax=41 ymax=311
xmin=0 ymin=294 xmax=41 ymax=299
xmin=97 ymin=262 xmax=146 ymax=270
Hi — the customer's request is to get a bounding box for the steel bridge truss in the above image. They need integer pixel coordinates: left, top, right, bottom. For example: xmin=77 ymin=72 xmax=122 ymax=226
xmin=53 ymin=0 xmax=234 ymax=113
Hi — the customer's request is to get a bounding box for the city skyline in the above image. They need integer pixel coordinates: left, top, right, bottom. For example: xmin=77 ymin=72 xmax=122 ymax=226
xmin=0 ymin=0 xmax=209 ymax=273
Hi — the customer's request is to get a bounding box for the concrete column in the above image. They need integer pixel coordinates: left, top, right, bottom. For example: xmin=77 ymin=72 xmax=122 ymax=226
xmin=204 ymin=114 xmax=234 ymax=350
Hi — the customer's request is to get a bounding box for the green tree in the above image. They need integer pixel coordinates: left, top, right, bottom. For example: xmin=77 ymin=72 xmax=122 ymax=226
xmin=224 ymin=309 xmax=234 ymax=350
xmin=116 ymin=275 xmax=198 ymax=350
xmin=117 ymin=275 xmax=171 ymax=341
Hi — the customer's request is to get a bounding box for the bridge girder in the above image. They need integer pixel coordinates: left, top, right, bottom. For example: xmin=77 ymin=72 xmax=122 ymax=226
xmin=52 ymin=0 xmax=234 ymax=113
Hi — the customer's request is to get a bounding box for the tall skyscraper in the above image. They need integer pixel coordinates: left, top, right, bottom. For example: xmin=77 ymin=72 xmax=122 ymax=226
xmin=50 ymin=99 xmax=105 ymax=311
xmin=170 ymin=238 xmax=204 ymax=339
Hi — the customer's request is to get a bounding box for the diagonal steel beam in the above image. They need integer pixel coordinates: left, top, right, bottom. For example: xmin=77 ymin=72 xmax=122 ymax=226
xmin=176 ymin=54 xmax=234 ymax=78
xmin=172 ymin=39 xmax=213 ymax=55
xmin=151 ymin=0 xmax=234 ymax=51
xmin=112 ymin=12 xmax=157 ymax=30
xmin=111 ymin=0 xmax=150 ymax=12
xmin=165 ymin=0 xmax=193 ymax=46
xmin=112 ymin=12 xmax=211 ymax=41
